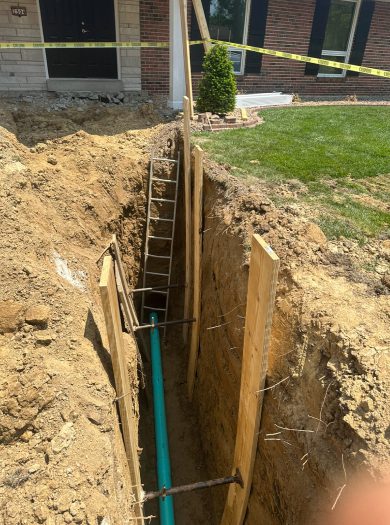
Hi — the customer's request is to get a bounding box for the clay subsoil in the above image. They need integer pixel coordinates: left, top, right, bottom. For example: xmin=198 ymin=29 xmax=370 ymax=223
xmin=194 ymin=160 xmax=390 ymax=524
xmin=0 ymin=96 xmax=389 ymax=525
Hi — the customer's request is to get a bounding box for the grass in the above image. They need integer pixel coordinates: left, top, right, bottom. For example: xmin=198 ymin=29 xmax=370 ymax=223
xmin=194 ymin=106 xmax=390 ymax=241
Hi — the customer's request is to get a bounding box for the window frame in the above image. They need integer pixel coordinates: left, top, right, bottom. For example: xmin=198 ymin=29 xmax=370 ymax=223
xmin=211 ymin=0 xmax=252 ymax=75
xmin=318 ymin=0 xmax=362 ymax=78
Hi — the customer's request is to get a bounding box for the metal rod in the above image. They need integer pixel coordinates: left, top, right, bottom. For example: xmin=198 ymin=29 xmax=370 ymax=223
xmin=144 ymin=470 xmax=243 ymax=501
xmin=132 ymin=284 xmax=184 ymax=293
xmin=134 ymin=318 xmax=196 ymax=332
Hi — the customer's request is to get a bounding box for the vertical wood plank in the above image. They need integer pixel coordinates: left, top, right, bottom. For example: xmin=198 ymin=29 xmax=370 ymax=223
xmin=187 ymin=145 xmax=204 ymax=399
xmin=183 ymin=96 xmax=192 ymax=343
xmin=179 ymin=0 xmax=194 ymax=118
xmin=111 ymin=234 xmax=138 ymax=328
xmin=191 ymin=0 xmax=212 ymax=52
xmin=221 ymin=235 xmax=279 ymax=525
xmin=99 ymin=256 xmax=144 ymax=522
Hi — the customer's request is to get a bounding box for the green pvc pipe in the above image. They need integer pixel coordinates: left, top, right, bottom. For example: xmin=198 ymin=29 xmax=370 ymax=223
xmin=149 ymin=312 xmax=175 ymax=525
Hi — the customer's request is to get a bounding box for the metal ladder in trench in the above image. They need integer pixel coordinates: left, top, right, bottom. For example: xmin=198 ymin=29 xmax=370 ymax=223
xmin=140 ymin=154 xmax=180 ymax=337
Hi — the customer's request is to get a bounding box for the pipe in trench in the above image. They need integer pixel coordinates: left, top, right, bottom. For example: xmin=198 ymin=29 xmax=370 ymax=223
xmin=149 ymin=312 xmax=175 ymax=525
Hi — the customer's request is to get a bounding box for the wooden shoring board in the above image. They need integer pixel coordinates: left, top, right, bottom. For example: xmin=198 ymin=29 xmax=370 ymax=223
xmin=221 ymin=235 xmax=279 ymax=525
xmin=191 ymin=0 xmax=212 ymax=52
xmin=111 ymin=235 xmax=144 ymax=386
xmin=182 ymin=96 xmax=192 ymax=343
xmin=187 ymin=145 xmax=203 ymax=399
xmin=179 ymin=0 xmax=194 ymax=118
xmin=111 ymin=234 xmax=139 ymax=329
xmin=99 ymin=256 xmax=144 ymax=522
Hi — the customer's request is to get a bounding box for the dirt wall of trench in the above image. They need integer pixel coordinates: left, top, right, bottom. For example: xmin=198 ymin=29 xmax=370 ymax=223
xmin=0 ymin=102 xmax=165 ymax=524
xmin=193 ymin=162 xmax=390 ymax=525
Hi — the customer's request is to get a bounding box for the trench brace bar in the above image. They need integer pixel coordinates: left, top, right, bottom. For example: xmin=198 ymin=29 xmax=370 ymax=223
xmin=134 ymin=318 xmax=195 ymax=332
xmin=144 ymin=469 xmax=243 ymax=501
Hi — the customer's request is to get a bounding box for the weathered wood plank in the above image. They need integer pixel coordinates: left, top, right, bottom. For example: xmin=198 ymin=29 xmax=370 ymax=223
xmin=187 ymin=145 xmax=204 ymax=399
xmin=99 ymin=256 xmax=144 ymax=522
xmin=111 ymin=234 xmax=138 ymax=328
xmin=179 ymin=0 xmax=194 ymax=118
xmin=183 ymin=96 xmax=192 ymax=343
xmin=191 ymin=0 xmax=212 ymax=52
xmin=221 ymin=235 xmax=279 ymax=525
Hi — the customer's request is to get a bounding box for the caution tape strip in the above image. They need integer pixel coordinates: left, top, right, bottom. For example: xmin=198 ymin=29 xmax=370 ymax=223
xmin=0 ymin=41 xmax=171 ymax=49
xmin=0 ymin=38 xmax=388 ymax=78
xmin=207 ymin=39 xmax=390 ymax=79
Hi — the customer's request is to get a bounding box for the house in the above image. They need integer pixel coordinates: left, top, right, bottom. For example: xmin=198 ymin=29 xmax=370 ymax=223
xmin=0 ymin=0 xmax=389 ymax=104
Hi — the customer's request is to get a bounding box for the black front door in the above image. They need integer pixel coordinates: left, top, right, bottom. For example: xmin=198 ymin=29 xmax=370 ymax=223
xmin=39 ymin=0 xmax=118 ymax=79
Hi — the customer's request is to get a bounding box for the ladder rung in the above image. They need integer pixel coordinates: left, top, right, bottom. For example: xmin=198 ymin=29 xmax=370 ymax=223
xmin=150 ymin=217 xmax=174 ymax=222
xmin=143 ymin=306 xmax=167 ymax=311
xmin=148 ymin=290 xmax=168 ymax=295
xmin=152 ymin=157 xmax=178 ymax=164
xmin=146 ymin=271 xmax=170 ymax=277
xmin=149 ymin=236 xmax=173 ymax=241
xmin=151 ymin=198 xmax=175 ymax=203
xmin=147 ymin=254 xmax=171 ymax=259
xmin=152 ymin=177 xmax=177 ymax=184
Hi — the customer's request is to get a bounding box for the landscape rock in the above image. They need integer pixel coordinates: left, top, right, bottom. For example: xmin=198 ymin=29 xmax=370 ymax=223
xmin=51 ymin=422 xmax=75 ymax=454
xmin=25 ymin=305 xmax=51 ymax=327
xmin=35 ymin=330 xmax=54 ymax=345
xmin=0 ymin=301 xmax=25 ymax=333
xmin=304 ymin=223 xmax=327 ymax=245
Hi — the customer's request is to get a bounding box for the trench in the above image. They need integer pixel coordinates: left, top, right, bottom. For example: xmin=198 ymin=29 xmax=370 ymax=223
xmin=2 ymin=103 xmax=382 ymax=525
xmin=116 ymin=145 xmax=370 ymax=525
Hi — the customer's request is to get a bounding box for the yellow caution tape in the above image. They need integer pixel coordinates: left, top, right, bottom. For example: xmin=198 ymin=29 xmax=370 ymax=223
xmin=207 ymin=39 xmax=390 ymax=79
xmin=0 ymin=41 xmax=170 ymax=49
xmin=0 ymin=38 xmax=388 ymax=78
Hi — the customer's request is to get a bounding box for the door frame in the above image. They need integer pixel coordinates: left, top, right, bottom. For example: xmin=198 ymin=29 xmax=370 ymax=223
xmin=36 ymin=0 xmax=121 ymax=81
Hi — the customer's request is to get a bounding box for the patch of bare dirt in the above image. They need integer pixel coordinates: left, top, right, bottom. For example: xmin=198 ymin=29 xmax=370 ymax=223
xmin=193 ymin=159 xmax=390 ymax=524
xmin=0 ymin=101 xmax=160 ymax=524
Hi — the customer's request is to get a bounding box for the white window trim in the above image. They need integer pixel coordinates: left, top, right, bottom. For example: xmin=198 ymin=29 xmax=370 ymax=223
xmin=318 ymin=0 xmax=362 ymax=78
xmin=225 ymin=0 xmax=252 ymax=75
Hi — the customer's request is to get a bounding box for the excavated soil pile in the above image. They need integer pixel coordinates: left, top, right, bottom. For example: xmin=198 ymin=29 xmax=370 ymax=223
xmin=0 ymin=98 xmax=389 ymax=525
xmin=194 ymin=160 xmax=390 ymax=524
xmin=0 ymin=101 xmax=160 ymax=525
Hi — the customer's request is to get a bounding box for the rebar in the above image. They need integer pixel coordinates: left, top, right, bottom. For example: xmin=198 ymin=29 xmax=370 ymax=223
xmin=144 ymin=470 xmax=243 ymax=501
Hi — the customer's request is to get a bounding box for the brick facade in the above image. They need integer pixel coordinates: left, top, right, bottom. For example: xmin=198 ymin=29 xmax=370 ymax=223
xmin=0 ymin=0 xmax=141 ymax=92
xmin=191 ymin=0 xmax=390 ymax=97
xmin=0 ymin=0 xmax=388 ymax=96
xmin=140 ymin=0 xmax=170 ymax=94
xmin=0 ymin=0 xmax=46 ymax=90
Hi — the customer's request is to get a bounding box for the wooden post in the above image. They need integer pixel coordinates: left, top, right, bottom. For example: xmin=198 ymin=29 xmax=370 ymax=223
xmin=99 ymin=256 xmax=144 ymax=522
xmin=111 ymin=234 xmax=138 ymax=329
xmin=221 ymin=235 xmax=279 ymax=525
xmin=183 ymin=96 xmax=192 ymax=344
xmin=191 ymin=0 xmax=212 ymax=52
xmin=187 ymin=145 xmax=203 ymax=399
xmin=179 ymin=0 xmax=194 ymax=118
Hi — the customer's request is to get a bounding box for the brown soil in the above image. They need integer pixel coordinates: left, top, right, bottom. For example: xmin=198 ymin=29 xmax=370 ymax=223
xmin=0 ymin=101 xmax=154 ymax=525
xmin=193 ymin=160 xmax=390 ymax=524
xmin=0 ymin=97 xmax=389 ymax=525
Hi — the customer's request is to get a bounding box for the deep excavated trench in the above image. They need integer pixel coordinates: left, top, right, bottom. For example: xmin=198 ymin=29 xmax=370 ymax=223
xmin=121 ymin=129 xmax=389 ymax=525
xmin=2 ymin=102 xmax=387 ymax=525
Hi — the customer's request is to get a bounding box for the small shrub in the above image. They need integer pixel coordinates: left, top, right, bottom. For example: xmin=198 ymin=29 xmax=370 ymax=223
xmin=196 ymin=44 xmax=237 ymax=115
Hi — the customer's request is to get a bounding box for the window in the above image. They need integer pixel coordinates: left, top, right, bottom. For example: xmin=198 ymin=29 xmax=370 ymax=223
xmin=208 ymin=0 xmax=252 ymax=74
xmin=318 ymin=0 xmax=361 ymax=77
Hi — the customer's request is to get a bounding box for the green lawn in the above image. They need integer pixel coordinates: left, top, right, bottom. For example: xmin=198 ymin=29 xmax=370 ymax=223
xmin=194 ymin=106 xmax=390 ymax=242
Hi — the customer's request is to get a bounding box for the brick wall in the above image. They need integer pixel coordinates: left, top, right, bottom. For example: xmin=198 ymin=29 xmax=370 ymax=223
xmin=0 ymin=0 xmax=142 ymax=93
xmin=118 ymin=0 xmax=142 ymax=91
xmin=0 ymin=0 xmax=46 ymax=91
xmin=140 ymin=0 xmax=170 ymax=94
xmin=191 ymin=0 xmax=390 ymax=98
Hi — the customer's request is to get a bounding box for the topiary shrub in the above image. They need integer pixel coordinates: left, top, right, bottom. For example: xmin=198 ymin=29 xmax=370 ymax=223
xmin=196 ymin=44 xmax=237 ymax=115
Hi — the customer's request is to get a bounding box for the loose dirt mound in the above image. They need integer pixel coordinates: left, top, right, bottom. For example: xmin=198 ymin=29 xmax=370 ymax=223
xmin=0 ymin=102 xmax=161 ymax=524
xmin=194 ymin=161 xmax=389 ymax=524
